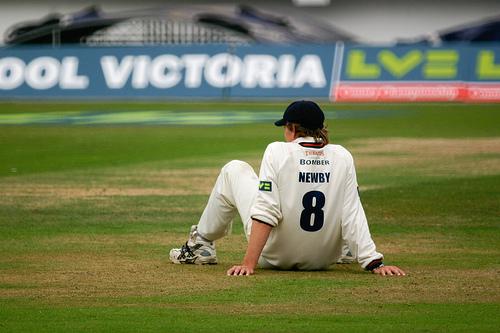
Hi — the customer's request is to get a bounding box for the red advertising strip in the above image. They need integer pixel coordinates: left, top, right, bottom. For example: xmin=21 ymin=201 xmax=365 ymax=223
xmin=466 ymin=84 xmax=500 ymax=102
xmin=332 ymin=83 xmax=468 ymax=102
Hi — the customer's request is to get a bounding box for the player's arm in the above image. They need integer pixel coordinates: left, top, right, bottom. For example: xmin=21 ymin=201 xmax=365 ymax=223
xmin=227 ymin=220 xmax=272 ymax=276
xmin=341 ymin=151 xmax=406 ymax=277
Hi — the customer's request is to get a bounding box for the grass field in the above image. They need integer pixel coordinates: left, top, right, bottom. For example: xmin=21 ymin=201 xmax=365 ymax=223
xmin=0 ymin=101 xmax=499 ymax=332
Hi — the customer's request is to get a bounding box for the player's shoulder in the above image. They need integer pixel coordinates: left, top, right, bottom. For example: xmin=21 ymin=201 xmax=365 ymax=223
xmin=266 ymin=141 xmax=285 ymax=149
xmin=325 ymin=143 xmax=355 ymax=162
xmin=326 ymin=143 xmax=352 ymax=155
xmin=265 ymin=141 xmax=291 ymax=153
xmin=261 ymin=142 xmax=289 ymax=161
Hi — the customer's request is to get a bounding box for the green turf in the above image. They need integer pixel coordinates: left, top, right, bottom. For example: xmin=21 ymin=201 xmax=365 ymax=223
xmin=0 ymin=101 xmax=499 ymax=332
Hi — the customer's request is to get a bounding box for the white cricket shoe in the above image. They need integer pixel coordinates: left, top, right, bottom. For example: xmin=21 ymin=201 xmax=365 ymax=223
xmin=169 ymin=225 xmax=218 ymax=265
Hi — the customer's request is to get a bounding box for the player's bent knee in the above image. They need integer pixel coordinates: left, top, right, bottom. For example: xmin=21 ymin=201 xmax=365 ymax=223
xmin=222 ymin=160 xmax=253 ymax=176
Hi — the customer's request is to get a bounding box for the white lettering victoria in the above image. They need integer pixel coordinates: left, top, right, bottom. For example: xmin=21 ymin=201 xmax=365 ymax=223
xmin=101 ymin=53 xmax=326 ymax=89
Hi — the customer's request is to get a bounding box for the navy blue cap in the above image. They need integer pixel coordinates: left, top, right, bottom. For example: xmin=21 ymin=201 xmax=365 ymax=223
xmin=274 ymin=100 xmax=325 ymax=130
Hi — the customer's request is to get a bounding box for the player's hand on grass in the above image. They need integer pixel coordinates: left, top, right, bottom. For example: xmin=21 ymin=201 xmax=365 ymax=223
xmin=227 ymin=265 xmax=254 ymax=276
xmin=373 ymin=265 xmax=406 ymax=276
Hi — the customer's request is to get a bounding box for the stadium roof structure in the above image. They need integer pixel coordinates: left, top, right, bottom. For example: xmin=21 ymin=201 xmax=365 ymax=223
xmin=397 ymin=14 xmax=500 ymax=45
xmin=438 ymin=15 xmax=500 ymax=43
xmin=4 ymin=4 xmax=357 ymax=46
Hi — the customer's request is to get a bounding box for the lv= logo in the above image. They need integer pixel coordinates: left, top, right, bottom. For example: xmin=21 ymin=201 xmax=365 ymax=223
xmin=259 ymin=181 xmax=272 ymax=192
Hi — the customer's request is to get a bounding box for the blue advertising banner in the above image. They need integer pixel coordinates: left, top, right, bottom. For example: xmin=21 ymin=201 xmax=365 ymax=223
xmin=332 ymin=44 xmax=500 ymax=102
xmin=465 ymin=47 xmax=500 ymax=102
xmin=466 ymin=46 xmax=500 ymax=82
xmin=1 ymin=43 xmax=499 ymax=102
xmin=0 ymin=45 xmax=335 ymax=99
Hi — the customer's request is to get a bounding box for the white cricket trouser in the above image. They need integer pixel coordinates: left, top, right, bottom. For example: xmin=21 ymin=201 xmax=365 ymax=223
xmin=197 ymin=160 xmax=258 ymax=241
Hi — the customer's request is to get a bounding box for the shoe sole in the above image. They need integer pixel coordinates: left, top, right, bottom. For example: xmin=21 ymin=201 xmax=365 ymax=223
xmin=170 ymin=258 xmax=218 ymax=265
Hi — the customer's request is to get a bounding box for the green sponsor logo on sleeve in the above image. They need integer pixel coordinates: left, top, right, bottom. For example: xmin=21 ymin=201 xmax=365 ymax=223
xmin=259 ymin=181 xmax=272 ymax=192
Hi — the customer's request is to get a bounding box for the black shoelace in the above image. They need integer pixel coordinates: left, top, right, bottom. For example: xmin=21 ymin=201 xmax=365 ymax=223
xmin=178 ymin=242 xmax=195 ymax=259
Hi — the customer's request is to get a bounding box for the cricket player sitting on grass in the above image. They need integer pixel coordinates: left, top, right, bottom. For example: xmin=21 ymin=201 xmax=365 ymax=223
xmin=170 ymin=100 xmax=406 ymax=277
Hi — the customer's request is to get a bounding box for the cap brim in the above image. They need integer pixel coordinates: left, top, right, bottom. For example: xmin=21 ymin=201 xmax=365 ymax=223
xmin=274 ymin=119 xmax=286 ymax=127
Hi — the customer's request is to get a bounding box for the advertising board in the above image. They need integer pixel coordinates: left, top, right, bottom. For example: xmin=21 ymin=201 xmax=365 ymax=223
xmin=331 ymin=45 xmax=500 ymax=102
xmin=0 ymin=43 xmax=498 ymax=102
xmin=0 ymin=45 xmax=334 ymax=99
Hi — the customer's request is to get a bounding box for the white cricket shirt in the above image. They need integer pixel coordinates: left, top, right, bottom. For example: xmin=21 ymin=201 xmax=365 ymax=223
xmin=251 ymin=137 xmax=383 ymax=270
